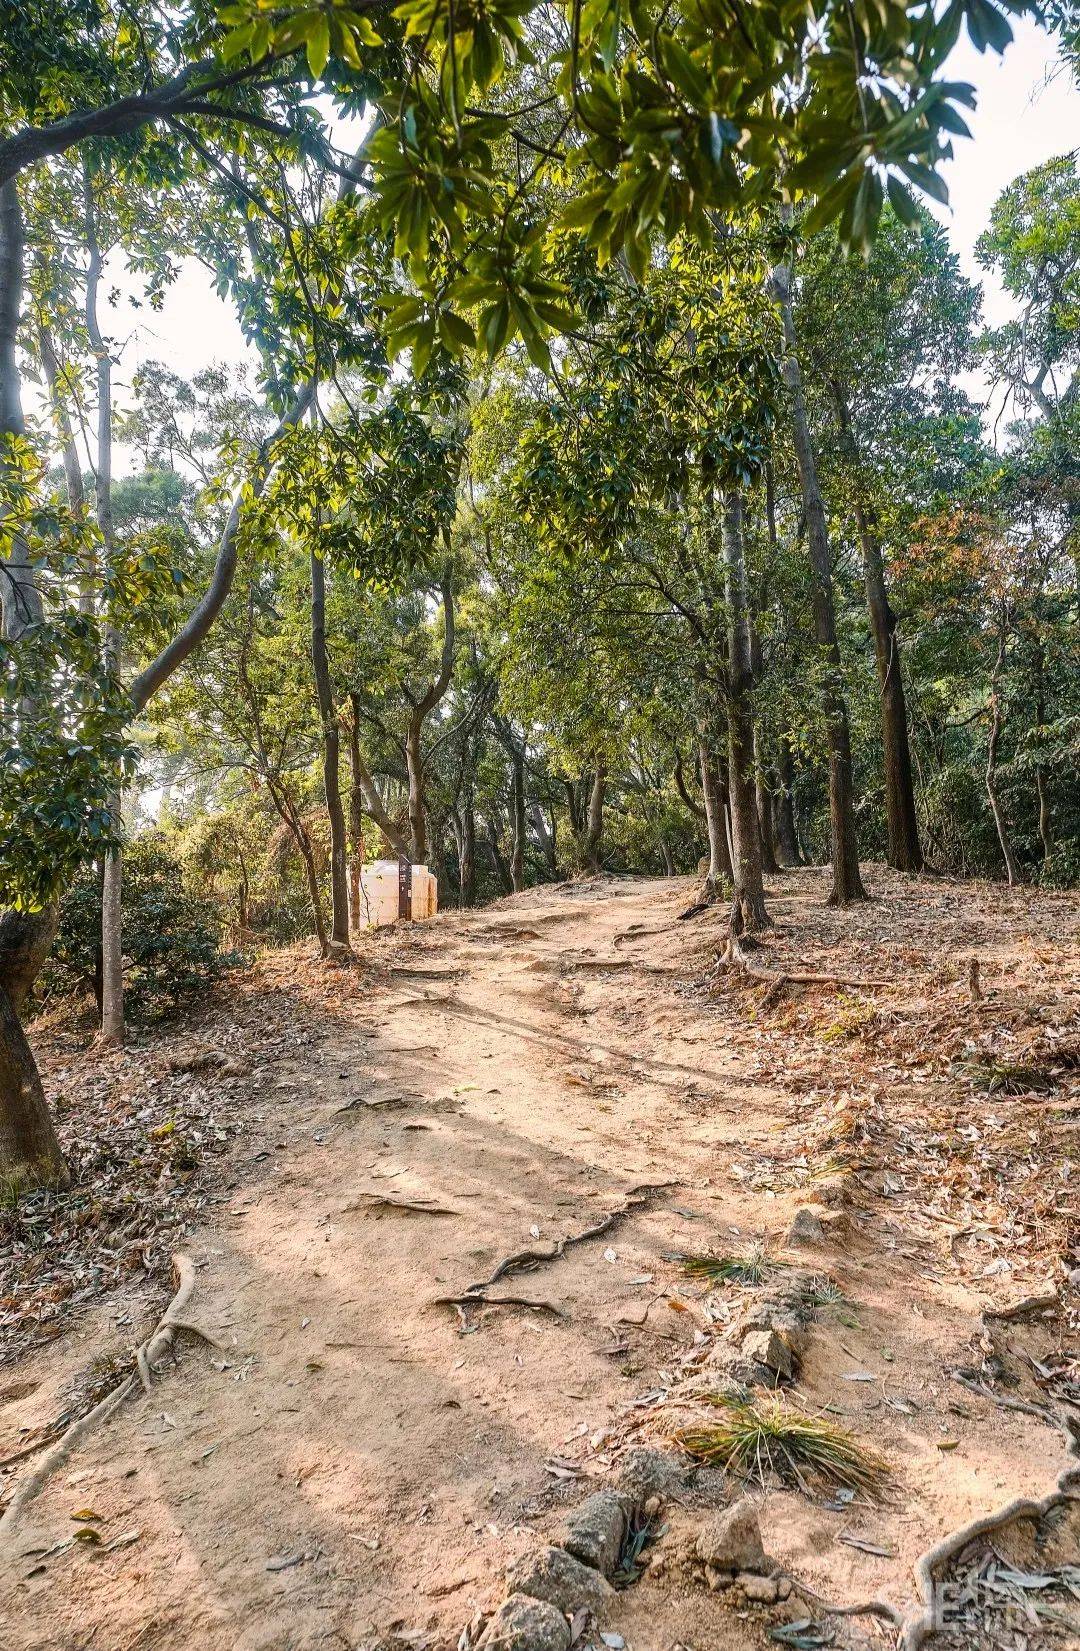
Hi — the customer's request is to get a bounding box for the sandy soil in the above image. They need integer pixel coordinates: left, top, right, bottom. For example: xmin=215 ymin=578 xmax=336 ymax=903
xmin=1 ymin=868 xmax=1077 ymax=1651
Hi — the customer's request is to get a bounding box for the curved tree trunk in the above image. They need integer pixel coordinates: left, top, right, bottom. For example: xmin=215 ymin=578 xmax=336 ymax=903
xmin=722 ymin=490 xmax=770 ymax=931
xmin=770 ymin=255 xmax=866 ymax=906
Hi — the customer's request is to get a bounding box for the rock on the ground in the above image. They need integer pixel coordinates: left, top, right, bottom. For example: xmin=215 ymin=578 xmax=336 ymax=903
xmin=785 ymin=1208 xmax=825 ymax=1246
xmin=477 ymin=1593 xmax=572 ymax=1651
xmin=507 ymin=1546 xmax=615 ymax=1616
xmin=738 ymin=1572 xmax=779 ymax=1604
xmin=740 ymin=1327 xmax=794 ymax=1382
xmin=561 ymin=1491 xmax=627 ymax=1576
xmin=616 ymin=1446 xmax=688 ymax=1502
xmin=694 ymin=1499 xmax=768 ymax=1574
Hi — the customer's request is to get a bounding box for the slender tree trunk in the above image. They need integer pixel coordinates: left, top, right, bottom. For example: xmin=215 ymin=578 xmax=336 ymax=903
xmin=986 ymin=605 xmax=1021 ymax=886
xmin=405 ymin=711 xmax=427 ymax=865
xmin=722 ymin=491 xmax=770 ymax=930
xmin=835 ymin=392 xmax=923 ymax=872
xmin=752 ymin=728 xmax=780 ymax=875
xmin=460 ymin=792 xmax=477 ymax=905
xmin=510 ymin=751 xmax=526 ymax=893
xmin=774 ymin=737 xmax=801 ymax=868
xmin=699 ymin=736 xmax=734 ymax=887
xmin=84 ymin=168 xmax=125 ymax=1044
xmin=0 ymin=181 xmax=67 ymax=1186
xmin=529 ymin=801 xmax=557 ymax=878
xmin=487 ymin=817 xmax=513 ymax=893
xmin=347 ymin=693 xmax=410 ymax=861
xmin=1032 ymin=639 xmax=1053 ymax=869
xmin=404 ymin=569 xmax=456 ymax=866
xmin=770 ymin=256 xmax=866 ymax=905
xmin=346 ymin=712 xmax=365 ymax=932
xmin=310 ymin=546 xmax=350 ymax=953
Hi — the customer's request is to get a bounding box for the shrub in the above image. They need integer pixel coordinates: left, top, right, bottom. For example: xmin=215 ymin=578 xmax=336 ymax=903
xmin=42 ymin=831 xmax=242 ymax=1021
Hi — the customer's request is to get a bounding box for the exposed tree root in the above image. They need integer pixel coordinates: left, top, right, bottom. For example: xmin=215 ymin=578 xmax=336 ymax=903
xmin=897 ymin=1409 xmax=1080 ymax=1651
xmin=463 ymin=1181 xmax=674 ymax=1296
xmin=432 ymin=1182 xmax=675 ymax=1326
xmin=0 ymin=1253 xmax=218 ymax=1553
xmin=716 ymin=935 xmax=895 ymax=995
xmin=780 ymin=1572 xmax=904 ymax=1630
xmin=432 ymin=1293 xmax=568 ymax=1323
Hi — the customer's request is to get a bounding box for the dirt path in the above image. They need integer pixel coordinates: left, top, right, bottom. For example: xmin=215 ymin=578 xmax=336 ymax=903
xmin=2 ymin=872 xmax=1078 ymax=1651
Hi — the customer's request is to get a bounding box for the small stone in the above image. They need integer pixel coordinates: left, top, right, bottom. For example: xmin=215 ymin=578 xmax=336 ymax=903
xmin=646 ymin=1554 xmax=666 ymax=1578
xmin=507 ymin=1546 xmax=614 ymax=1617
xmin=642 ymin=1494 xmax=662 ymax=1519
xmin=694 ymin=1499 xmax=767 ymax=1574
xmin=738 ymin=1572 xmax=779 ymax=1604
xmin=616 ymin=1447 xmax=687 ymax=1502
xmin=740 ymin=1328 xmax=794 ymax=1382
xmin=786 ymin=1208 xmax=825 ymax=1246
xmin=704 ymin=1566 xmax=733 ymax=1591
xmin=561 ymin=1492 xmax=626 ymax=1577
xmin=477 ymin=1594 xmax=571 ymax=1651
xmin=776 ymin=1577 xmax=792 ymax=1600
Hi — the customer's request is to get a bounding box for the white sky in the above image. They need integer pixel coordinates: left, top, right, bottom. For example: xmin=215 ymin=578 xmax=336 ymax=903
xmin=56 ymin=19 xmax=1080 ymax=460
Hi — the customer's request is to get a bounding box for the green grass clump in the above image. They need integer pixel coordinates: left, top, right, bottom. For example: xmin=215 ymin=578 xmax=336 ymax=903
xmin=676 ymin=1394 xmax=891 ymax=1497
xmin=681 ymin=1244 xmax=776 ymax=1288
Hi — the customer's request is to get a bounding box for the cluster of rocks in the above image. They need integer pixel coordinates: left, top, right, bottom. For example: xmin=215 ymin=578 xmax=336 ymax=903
xmin=709 ymin=1274 xmax=815 ymax=1389
xmin=650 ymin=1497 xmax=793 ymax=1609
xmin=473 ymin=1491 xmax=630 ymax=1649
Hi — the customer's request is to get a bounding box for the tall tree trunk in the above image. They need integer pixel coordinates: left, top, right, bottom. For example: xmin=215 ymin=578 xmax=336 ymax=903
xmin=699 ymin=736 xmax=734 ymax=887
xmin=405 ymin=711 xmax=427 ymax=865
xmin=84 ymin=167 xmax=125 ymax=1044
xmin=310 ymin=546 xmax=350 ymax=953
xmin=404 ymin=568 xmax=456 ymax=865
xmin=986 ymin=604 xmax=1021 ymax=887
xmin=0 ymin=180 xmax=67 ymax=1186
xmin=774 ymin=737 xmax=801 ymax=868
xmin=510 ymin=750 xmax=526 ymax=893
xmin=347 ymin=711 xmax=364 ymax=933
xmin=770 ymin=255 xmax=866 ymax=906
xmin=753 ymin=742 xmax=779 ymax=873
xmin=459 ymin=793 xmax=477 ymax=904
xmin=487 ymin=817 xmax=513 ymax=893
xmin=835 ymin=390 xmax=923 ymax=872
xmin=722 ymin=491 xmax=770 ymax=931
xmin=578 ymin=763 xmax=606 ymax=872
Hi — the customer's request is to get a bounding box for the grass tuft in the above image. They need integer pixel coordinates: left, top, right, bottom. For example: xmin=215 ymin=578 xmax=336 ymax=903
xmin=680 ymin=1243 xmax=776 ymax=1288
xmin=958 ymin=1057 xmax=1055 ymax=1095
xmin=675 ymin=1393 xmax=891 ymax=1497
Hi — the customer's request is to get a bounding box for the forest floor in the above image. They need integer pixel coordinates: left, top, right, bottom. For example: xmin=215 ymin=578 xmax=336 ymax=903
xmin=1 ymin=867 xmax=1079 ymax=1651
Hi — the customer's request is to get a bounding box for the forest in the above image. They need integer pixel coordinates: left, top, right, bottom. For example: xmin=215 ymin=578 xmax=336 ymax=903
xmin=0 ymin=4 xmax=1078 ymax=1651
